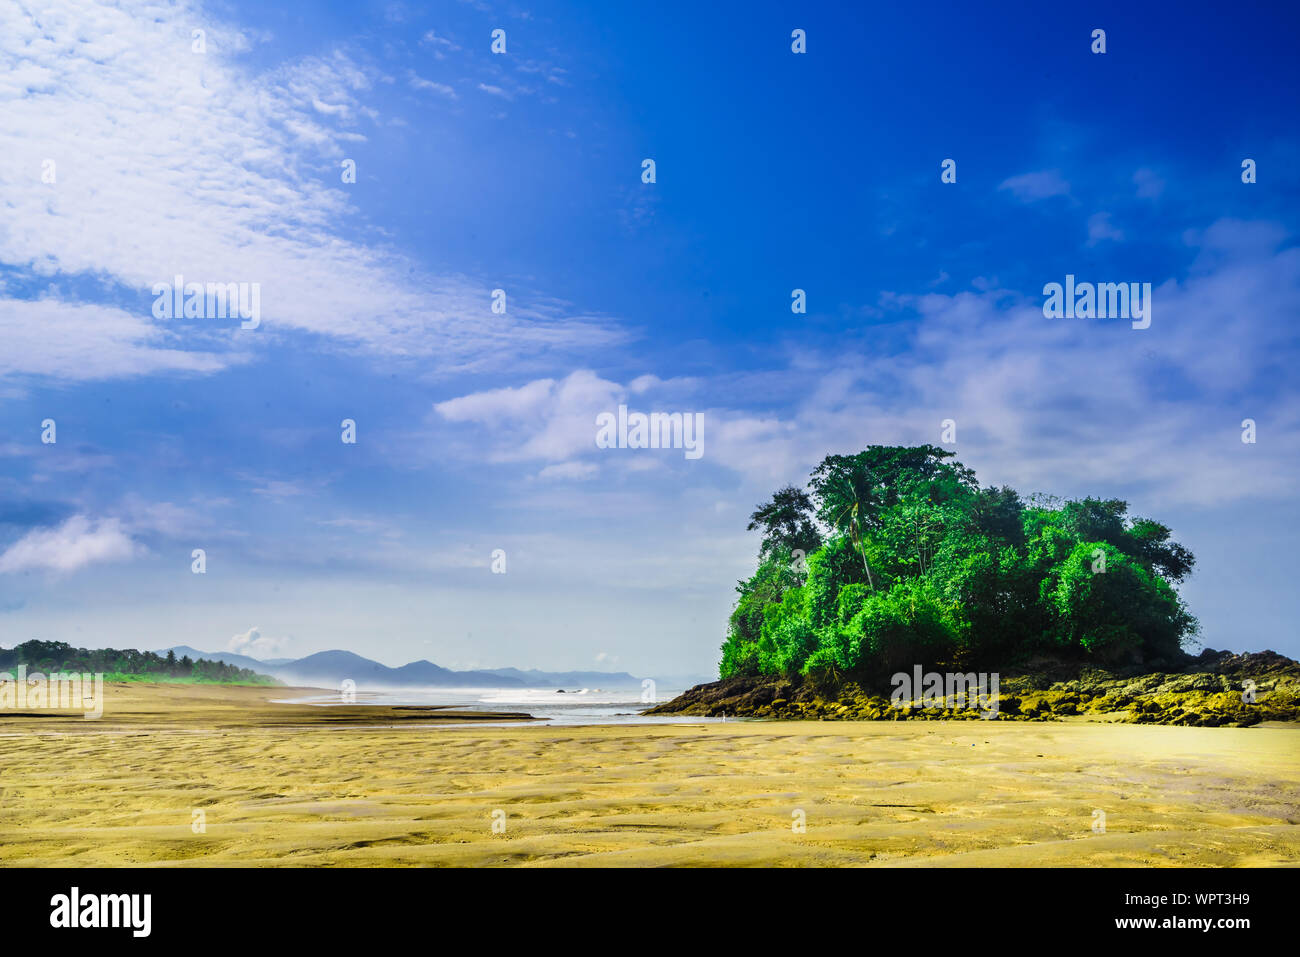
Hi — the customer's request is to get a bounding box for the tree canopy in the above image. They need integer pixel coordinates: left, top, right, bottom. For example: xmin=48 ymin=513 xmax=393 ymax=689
xmin=746 ymin=485 xmax=822 ymax=559
xmin=721 ymin=446 xmax=1198 ymax=681
xmin=0 ymin=640 xmax=272 ymax=684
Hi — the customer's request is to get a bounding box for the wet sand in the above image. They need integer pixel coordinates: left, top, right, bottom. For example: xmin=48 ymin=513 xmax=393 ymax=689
xmin=1 ymin=683 xmax=1297 ymax=866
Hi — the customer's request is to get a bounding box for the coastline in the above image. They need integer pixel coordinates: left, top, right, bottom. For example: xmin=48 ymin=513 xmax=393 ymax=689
xmin=648 ymin=650 xmax=1300 ymax=727
xmin=0 ymin=681 xmax=537 ymax=730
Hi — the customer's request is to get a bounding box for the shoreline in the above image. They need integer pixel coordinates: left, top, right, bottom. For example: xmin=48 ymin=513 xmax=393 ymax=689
xmin=0 ymin=681 xmax=538 ymax=730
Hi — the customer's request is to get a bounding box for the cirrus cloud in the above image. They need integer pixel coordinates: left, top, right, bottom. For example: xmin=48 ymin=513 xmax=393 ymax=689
xmin=0 ymin=0 xmax=622 ymax=382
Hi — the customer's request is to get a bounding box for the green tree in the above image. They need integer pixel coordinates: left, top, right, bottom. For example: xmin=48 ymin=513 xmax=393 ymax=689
xmin=1044 ymin=542 xmax=1195 ymax=664
xmin=715 ymin=445 xmax=1199 ymax=681
xmin=746 ymin=485 xmax=822 ymax=560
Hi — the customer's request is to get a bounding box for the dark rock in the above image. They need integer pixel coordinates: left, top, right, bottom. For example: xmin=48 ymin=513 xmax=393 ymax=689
xmin=647 ymin=650 xmax=1300 ymax=725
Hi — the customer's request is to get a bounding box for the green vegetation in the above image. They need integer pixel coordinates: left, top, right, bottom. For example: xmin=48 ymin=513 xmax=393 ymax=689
xmin=0 ymin=640 xmax=278 ymax=685
xmin=721 ymin=445 xmax=1198 ymax=682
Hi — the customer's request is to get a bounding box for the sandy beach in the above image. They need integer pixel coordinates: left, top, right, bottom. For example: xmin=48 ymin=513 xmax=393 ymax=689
xmin=1 ymin=683 xmax=1297 ymax=867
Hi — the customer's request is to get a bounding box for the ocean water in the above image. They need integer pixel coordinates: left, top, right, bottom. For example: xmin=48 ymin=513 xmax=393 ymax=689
xmin=277 ymin=685 xmax=732 ymax=726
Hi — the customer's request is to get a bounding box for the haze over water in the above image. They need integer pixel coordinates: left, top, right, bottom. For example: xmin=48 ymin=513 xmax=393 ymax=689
xmin=282 ymin=686 xmax=726 ymax=726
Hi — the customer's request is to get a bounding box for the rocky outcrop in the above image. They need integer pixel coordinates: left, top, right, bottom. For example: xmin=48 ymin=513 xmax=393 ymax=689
xmin=645 ymin=649 xmax=1300 ymax=726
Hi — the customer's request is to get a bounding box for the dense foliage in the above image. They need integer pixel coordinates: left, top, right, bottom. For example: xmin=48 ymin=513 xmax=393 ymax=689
xmin=0 ymin=640 xmax=275 ymax=684
xmin=722 ymin=446 xmax=1198 ymax=681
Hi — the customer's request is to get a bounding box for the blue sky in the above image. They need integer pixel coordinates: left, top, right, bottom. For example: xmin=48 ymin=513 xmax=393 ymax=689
xmin=1 ymin=0 xmax=1297 ymax=674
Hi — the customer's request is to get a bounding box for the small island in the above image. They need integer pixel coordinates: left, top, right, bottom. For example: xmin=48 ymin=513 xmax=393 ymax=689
xmin=650 ymin=445 xmax=1300 ymax=726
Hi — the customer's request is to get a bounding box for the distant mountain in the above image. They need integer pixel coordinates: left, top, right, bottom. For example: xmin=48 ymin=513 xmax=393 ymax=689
xmin=161 ymin=646 xmax=526 ymax=688
xmin=272 ymin=650 xmax=405 ymax=686
xmin=483 ymin=667 xmax=642 ymax=688
xmin=275 ymin=651 xmax=524 ymax=687
xmin=161 ymin=646 xmax=687 ymax=690
xmin=165 ymin=645 xmax=270 ymax=673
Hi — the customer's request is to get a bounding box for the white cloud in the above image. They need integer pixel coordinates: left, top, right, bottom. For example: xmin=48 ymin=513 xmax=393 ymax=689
xmin=1134 ymin=167 xmax=1166 ymax=199
xmin=118 ymin=499 xmax=211 ymax=538
xmin=709 ymin=222 xmax=1300 ymax=508
xmin=537 ymin=461 xmax=599 ymax=481
xmin=0 ymin=298 xmax=237 ymax=381
xmin=421 ymin=30 xmax=462 ymax=56
xmin=430 ymin=221 xmax=1300 ymax=510
xmin=998 ymin=169 xmax=1070 ymax=202
xmin=435 ymin=369 xmax=624 ymax=462
xmin=0 ymin=516 xmax=139 ymax=574
xmin=435 ymin=377 xmax=561 ymax=424
xmin=408 ymin=71 xmax=457 ymax=98
xmin=228 ymin=626 xmax=288 ymax=657
xmin=419 ymin=30 xmax=461 ymax=52
xmin=1086 ymin=211 xmax=1125 ymax=245
xmin=0 ymin=0 xmax=619 ymax=381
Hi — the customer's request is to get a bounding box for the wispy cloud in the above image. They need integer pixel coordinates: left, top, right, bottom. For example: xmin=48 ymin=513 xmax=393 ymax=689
xmin=1134 ymin=167 xmax=1166 ymax=199
xmin=0 ymin=0 xmax=617 ymax=382
xmin=0 ymin=298 xmax=238 ymax=381
xmin=408 ymin=71 xmax=457 ymax=98
xmin=998 ymin=169 xmax=1071 ymax=202
xmin=1087 ymin=212 xmax=1124 ymax=245
xmin=419 ymin=30 xmax=462 ymax=55
xmin=433 ymin=221 xmax=1300 ymax=509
